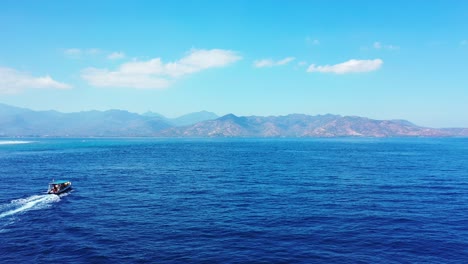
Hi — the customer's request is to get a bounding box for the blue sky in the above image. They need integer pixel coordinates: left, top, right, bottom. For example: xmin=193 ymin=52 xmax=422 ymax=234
xmin=0 ymin=0 xmax=467 ymax=127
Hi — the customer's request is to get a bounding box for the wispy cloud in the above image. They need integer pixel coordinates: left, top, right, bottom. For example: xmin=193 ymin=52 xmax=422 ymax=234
xmin=86 ymin=48 xmax=101 ymax=55
xmin=64 ymin=48 xmax=102 ymax=58
xmin=65 ymin=48 xmax=128 ymax=60
xmin=64 ymin=48 xmax=82 ymax=56
xmin=253 ymin=57 xmax=295 ymax=68
xmin=0 ymin=67 xmax=71 ymax=94
xmin=373 ymin=41 xmax=399 ymax=50
xmin=461 ymin=40 xmax=468 ymax=46
xmin=82 ymin=49 xmax=242 ymax=89
xmin=81 ymin=68 xmax=172 ymax=89
xmin=307 ymin=59 xmax=383 ymax=74
xmin=306 ymin=37 xmax=320 ymax=46
xmin=107 ymin=52 xmax=126 ymax=60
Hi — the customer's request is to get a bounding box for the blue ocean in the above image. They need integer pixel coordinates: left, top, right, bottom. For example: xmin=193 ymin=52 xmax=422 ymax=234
xmin=1 ymin=138 xmax=467 ymax=263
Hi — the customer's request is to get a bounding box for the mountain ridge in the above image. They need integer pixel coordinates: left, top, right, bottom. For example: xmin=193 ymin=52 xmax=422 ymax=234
xmin=0 ymin=103 xmax=467 ymax=137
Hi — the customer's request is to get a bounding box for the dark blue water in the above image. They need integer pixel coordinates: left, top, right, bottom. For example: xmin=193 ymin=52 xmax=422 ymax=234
xmin=1 ymin=138 xmax=467 ymax=263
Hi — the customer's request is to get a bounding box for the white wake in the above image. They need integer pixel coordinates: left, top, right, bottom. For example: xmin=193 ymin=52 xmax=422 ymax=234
xmin=0 ymin=140 xmax=33 ymax=145
xmin=0 ymin=194 xmax=60 ymax=219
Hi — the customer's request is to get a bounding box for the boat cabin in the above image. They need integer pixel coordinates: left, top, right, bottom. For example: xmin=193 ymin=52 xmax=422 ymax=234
xmin=48 ymin=180 xmax=72 ymax=194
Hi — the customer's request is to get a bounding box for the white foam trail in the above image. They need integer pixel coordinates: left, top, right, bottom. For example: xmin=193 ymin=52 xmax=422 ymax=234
xmin=0 ymin=140 xmax=33 ymax=145
xmin=0 ymin=194 xmax=60 ymax=219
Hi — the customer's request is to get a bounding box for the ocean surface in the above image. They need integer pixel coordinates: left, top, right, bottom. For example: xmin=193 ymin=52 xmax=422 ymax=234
xmin=1 ymin=138 xmax=467 ymax=263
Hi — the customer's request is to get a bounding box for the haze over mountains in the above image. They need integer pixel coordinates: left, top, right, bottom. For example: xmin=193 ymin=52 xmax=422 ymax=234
xmin=0 ymin=103 xmax=467 ymax=137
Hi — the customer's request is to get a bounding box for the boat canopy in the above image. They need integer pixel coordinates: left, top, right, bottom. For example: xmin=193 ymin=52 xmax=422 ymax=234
xmin=49 ymin=180 xmax=70 ymax=185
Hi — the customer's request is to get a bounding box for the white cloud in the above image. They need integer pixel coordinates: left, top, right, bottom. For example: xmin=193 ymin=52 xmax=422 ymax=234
xmin=307 ymin=59 xmax=383 ymax=74
xmin=373 ymin=41 xmax=399 ymax=50
xmin=108 ymin=52 xmax=126 ymax=60
xmin=82 ymin=49 xmax=242 ymax=89
xmin=165 ymin=48 xmax=242 ymax=77
xmin=0 ymin=67 xmax=71 ymax=94
xmin=253 ymin=57 xmax=295 ymax=68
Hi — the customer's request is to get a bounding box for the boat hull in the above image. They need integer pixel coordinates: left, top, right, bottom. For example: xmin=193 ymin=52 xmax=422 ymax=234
xmin=50 ymin=185 xmax=72 ymax=195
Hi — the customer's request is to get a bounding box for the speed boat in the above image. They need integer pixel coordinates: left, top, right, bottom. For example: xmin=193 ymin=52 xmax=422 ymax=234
xmin=48 ymin=180 xmax=72 ymax=195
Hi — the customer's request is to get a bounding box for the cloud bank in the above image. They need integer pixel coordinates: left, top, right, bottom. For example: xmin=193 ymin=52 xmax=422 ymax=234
xmin=253 ymin=57 xmax=295 ymax=68
xmin=82 ymin=49 xmax=242 ymax=89
xmin=0 ymin=67 xmax=71 ymax=94
xmin=307 ymin=59 xmax=383 ymax=74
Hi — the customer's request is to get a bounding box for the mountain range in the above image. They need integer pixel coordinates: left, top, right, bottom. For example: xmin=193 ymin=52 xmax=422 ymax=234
xmin=0 ymin=103 xmax=467 ymax=137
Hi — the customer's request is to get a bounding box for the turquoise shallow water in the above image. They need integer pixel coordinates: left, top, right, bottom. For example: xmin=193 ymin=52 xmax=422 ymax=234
xmin=1 ymin=138 xmax=467 ymax=263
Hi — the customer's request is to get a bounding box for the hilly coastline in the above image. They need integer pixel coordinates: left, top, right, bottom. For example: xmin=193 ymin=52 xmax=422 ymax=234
xmin=0 ymin=103 xmax=467 ymax=138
